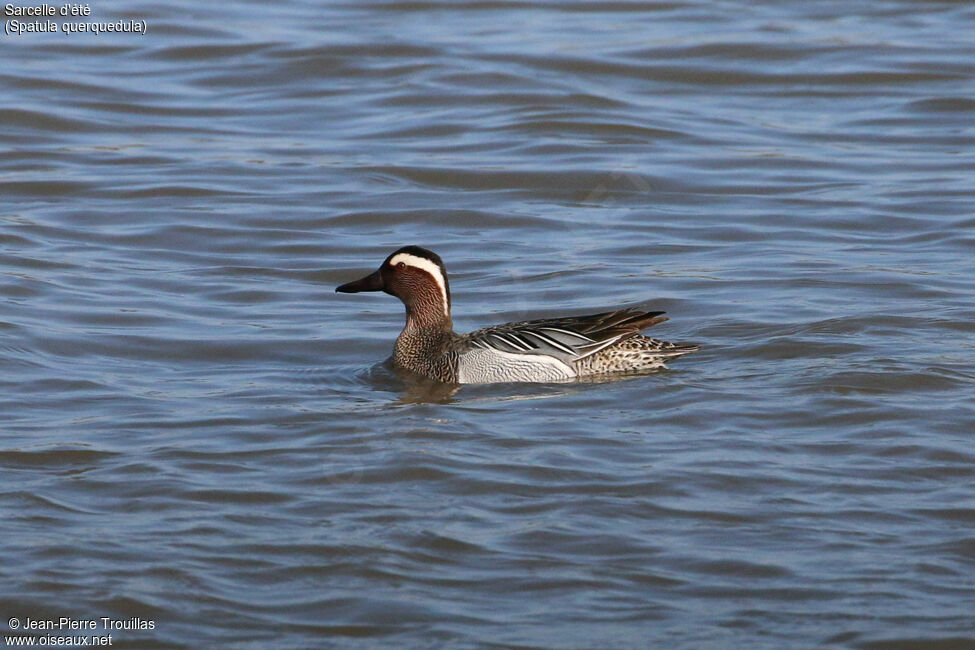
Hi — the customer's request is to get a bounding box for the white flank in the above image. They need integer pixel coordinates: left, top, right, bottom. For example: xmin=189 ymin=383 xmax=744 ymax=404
xmin=457 ymin=347 xmax=576 ymax=384
xmin=389 ymin=252 xmax=450 ymax=318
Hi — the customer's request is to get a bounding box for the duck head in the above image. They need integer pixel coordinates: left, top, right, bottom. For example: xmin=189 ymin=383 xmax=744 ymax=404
xmin=336 ymin=245 xmax=452 ymax=326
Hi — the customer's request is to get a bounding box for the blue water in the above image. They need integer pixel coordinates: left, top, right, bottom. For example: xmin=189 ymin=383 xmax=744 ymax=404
xmin=2 ymin=1 xmax=974 ymax=648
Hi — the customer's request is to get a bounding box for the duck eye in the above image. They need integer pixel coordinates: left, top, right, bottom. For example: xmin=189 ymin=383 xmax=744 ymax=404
xmin=396 ymin=262 xmax=406 ymax=269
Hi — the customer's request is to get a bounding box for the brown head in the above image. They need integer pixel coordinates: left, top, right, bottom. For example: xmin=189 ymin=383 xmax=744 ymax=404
xmin=335 ymin=246 xmax=452 ymax=328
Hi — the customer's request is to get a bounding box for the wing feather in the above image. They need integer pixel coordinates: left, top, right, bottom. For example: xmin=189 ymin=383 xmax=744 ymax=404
xmin=519 ymin=330 xmax=578 ymax=355
xmin=466 ymin=308 xmax=668 ymax=363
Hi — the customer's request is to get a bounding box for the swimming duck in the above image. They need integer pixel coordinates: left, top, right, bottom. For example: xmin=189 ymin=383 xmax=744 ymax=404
xmin=336 ymin=246 xmax=698 ymax=384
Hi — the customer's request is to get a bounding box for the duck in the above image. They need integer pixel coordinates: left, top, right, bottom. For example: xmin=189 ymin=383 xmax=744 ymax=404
xmin=336 ymin=246 xmax=698 ymax=384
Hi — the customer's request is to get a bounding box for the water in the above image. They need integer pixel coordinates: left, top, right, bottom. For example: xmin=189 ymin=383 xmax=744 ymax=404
xmin=2 ymin=1 xmax=974 ymax=647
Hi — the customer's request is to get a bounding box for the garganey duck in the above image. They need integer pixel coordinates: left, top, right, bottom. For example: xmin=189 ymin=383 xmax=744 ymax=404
xmin=336 ymin=246 xmax=698 ymax=384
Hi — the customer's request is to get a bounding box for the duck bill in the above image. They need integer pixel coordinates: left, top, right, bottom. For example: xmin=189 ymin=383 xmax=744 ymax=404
xmin=335 ymin=269 xmax=384 ymax=293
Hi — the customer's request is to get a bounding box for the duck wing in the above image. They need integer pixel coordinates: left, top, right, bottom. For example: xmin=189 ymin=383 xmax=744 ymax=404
xmin=466 ymin=308 xmax=668 ymax=364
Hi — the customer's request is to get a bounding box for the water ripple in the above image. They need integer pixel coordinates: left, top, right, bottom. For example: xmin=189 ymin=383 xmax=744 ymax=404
xmin=2 ymin=0 xmax=974 ymax=647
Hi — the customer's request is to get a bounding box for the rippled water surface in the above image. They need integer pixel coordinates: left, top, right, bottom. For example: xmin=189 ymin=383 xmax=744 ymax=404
xmin=3 ymin=1 xmax=974 ymax=648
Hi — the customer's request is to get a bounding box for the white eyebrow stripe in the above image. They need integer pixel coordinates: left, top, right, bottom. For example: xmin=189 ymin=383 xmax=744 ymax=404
xmin=389 ymin=252 xmax=449 ymax=318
